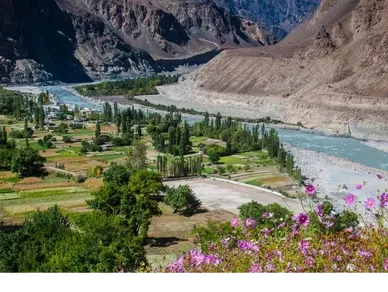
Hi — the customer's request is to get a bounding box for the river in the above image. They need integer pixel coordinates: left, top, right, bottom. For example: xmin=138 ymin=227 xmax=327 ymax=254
xmin=39 ymin=85 xmax=388 ymax=172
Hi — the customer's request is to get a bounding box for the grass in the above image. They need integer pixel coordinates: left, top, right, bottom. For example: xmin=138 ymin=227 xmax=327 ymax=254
xmin=19 ymin=186 xmax=87 ymax=199
xmin=29 ymin=142 xmax=49 ymax=151
xmin=190 ymin=136 xmax=208 ymax=144
xmin=219 ymin=156 xmax=246 ymax=165
xmin=0 ymin=189 xmax=15 ymax=194
xmin=91 ymin=154 xmax=123 ymax=161
xmin=246 ymin=179 xmax=263 ymax=187
xmin=1 ymin=176 xmax=20 ymax=183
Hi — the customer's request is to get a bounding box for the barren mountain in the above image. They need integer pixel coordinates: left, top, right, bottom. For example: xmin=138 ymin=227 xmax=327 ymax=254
xmin=0 ymin=0 xmax=272 ymax=83
xmin=207 ymin=0 xmax=322 ymax=40
xmin=163 ymin=0 xmax=388 ymax=140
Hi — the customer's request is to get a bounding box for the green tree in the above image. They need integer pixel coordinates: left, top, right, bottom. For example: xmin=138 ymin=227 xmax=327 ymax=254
xmin=128 ymin=170 xmax=162 ymax=197
xmin=95 ymin=122 xmax=101 ymax=138
xmin=164 ymin=185 xmax=202 ymax=214
xmin=103 ymin=163 xmax=131 ymax=186
xmin=88 ymin=184 xmax=161 ymax=238
xmin=208 ymin=152 xmax=220 ymax=164
xmin=125 ymin=140 xmax=147 ymax=171
xmin=11 ymin=147 xmax=46 ymax=177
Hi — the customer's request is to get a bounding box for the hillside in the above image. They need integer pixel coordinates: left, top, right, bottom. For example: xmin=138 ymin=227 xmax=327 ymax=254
xmin=165 ymin=0 xmax=388 ymax=141
xmin=208 ymin=0 xmax=322 ymax=40
xmin=0 ymin=0 xmax=274 ymax=83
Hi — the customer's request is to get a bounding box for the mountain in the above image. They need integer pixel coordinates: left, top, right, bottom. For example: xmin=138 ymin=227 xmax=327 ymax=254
xmin=203 ymin=0 xmax=322 ymax=40
xmin=165 ymin=0 xmax=388 ymax=141
xmin=0 ymin=0 xmax=273 ymax=84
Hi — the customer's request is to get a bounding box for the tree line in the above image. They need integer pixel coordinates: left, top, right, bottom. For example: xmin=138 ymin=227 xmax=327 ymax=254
xmin=74 ymin=75 xmax=179 ymax=97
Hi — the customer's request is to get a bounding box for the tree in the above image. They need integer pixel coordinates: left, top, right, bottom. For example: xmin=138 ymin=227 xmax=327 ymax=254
xmin=208 ymin=152 xmax=220 ymax=164
xmin=95 ymin=122 xmax=101 ymax=138
xmin=11 ymin=147 xmax=46 ymax=177
xmin=125 ymin=140 xmax=147 ymax=171
xmin=128 ymin=170 xmax=162 ymax=197
xmin=88 ymin=184 xmax=161 ymax=238
xmin=103 ymin=163 xmax=131 ymax=186
xmin=164 ymin=185 xmax=202 ymax=214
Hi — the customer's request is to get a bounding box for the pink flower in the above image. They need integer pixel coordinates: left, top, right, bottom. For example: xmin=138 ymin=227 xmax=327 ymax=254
xmin=261 ymin=228 xmax=271 ymax=235
xmin=377 ymin=174 xmax=384 ymax=180
xmin=305 ymin=257 xmax=315 ymax=268
xmin=316 ymin=204 xmax=324 ymax=217
xmin=305 ymin=184 xmax=317 ymax=195
xmin=248 ymin=264 xmax=263 ymax=273
xmin=299 ymin=240 xmax=310 ymax=252
xmin=357 ymin=249 xmax=373 ymax=258
xmin=295 ymin=213 xmax=310 ymax=227
xmin=230 ymin=218 xmax=238 ymax=227
xmin=244 ymin=218 xmax=257 ymax=229
xmin=364 ymin=198 xmax=376 ymax=210
xmin=168 ymin=256 xmax=184 ymax=273
xmin=384 ymin=258 xmax=388 ymax=271
xmin=344 ymin=193 xmax=355 ymax=206
xmin=262 ymin=212 xmax=273 ymax=219
xmin=379 ymin=193 xmax=388 ymax=207
xmin=356 ymin=184 xmax=363 ymax=190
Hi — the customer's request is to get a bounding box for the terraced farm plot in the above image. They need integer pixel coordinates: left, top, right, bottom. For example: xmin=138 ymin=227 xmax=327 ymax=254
xmin=0 ymin=185 xmax=92 ymax=223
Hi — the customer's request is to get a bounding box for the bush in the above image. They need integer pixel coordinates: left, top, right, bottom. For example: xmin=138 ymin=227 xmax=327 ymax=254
xmin=75 ymin=175 xmax=86 ymax=183
xmin=238 ymin=201 xmax=292 ymax=229
xmin=164 ymin=185 xmax=202 ymax=214
xmin=208 ymin=153 xmax=220 ymax=164
xmin=63 ymin=136 xmax=72 ymax=143
xmin=217 ymin=166 xmax=226 ymax=175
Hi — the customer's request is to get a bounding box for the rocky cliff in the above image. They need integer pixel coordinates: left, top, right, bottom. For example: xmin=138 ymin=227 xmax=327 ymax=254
xmin=0 ymin=0 xmax=272 ymax=83
xmin=164 ymin=0 xmax=388 ymax=141
xmin=206 ymin=0 xmax=322 ymax=40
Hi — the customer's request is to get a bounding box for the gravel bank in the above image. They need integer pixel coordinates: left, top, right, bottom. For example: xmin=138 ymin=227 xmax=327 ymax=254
xmin=284 ymin=143 xmax=388 ymax=212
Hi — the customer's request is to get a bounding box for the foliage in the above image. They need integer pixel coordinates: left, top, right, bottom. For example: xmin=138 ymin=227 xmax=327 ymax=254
xmin=38 ymin=134 xmax=54 ymax=148
xmin=88 ymin=184 xmax=161 ymax=238
xmin=0 ymin=206 xmax=148 ymax=272
xmin=87 ymin=165 xmax=104 ymax=178
xmin=156 ymin=154 xmax=202 ymax=178
xmin=208 ymin=152 xmax=220 ymax=164
xmin=74 ymin=75 xmax=179 ymax=97
xmin=54 ymin=123 xmax=69 ymax=134
xmin=125 ymin=140 xmax=147 ymax=171
xmin=164 ymin=185 xmax=202 ymax=214
xmin=11 ymin=146 xmax=46 ymax=177
xmin=103 ymin=163 xmax=131 ymax=186
xmin=128 ymin=170 xmax=162 ymax=197
xmin=238 ymin=201 xmax=293 ymax=229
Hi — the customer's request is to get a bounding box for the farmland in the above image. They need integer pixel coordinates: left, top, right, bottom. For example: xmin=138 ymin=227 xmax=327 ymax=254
xmin=0 ymin=110 xmax=301 ymax=265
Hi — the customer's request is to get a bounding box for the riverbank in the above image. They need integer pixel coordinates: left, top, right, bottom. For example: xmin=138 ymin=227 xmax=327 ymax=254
xmin=284 ymin=143 xmax=388 ymax=209
xmin=361 ymin=141 xmax=388 ymax=153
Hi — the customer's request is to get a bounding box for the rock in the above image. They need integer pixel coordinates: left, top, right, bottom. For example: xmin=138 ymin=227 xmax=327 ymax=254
xmin=0 ymin=0 xmax=273 ymax=84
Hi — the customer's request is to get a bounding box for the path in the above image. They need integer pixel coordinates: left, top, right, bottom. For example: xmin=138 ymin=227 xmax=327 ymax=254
xmin=164 ymin=178 xmax=304 ymax=215
xmin=44 ymin=167 xmax=77 ymax=177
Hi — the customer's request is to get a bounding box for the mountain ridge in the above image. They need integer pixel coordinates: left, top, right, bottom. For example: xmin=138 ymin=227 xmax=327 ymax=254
xmin=161 ymin=0 xmax=388 ymax=141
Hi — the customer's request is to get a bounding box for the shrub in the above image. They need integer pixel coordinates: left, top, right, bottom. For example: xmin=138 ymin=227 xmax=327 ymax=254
xmin=238 ymin=201 xmax=292 ymax=229
xmin=75 ymin=175 xmax=86 ymax=183
xmin=164 ymin=185 xmax=202 ymax=214
xmin=208 ymin=153 xmax=220 ymax=164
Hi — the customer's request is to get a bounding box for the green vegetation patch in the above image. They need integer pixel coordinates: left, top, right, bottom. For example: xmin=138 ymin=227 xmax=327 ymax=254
xmin=74 ymin=75 xmax=179 ymax=97
xmin=0 ymin=188 xmax=15 ymax=194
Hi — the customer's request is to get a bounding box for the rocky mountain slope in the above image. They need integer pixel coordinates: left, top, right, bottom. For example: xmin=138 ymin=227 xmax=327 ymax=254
xmin=0 ymin=0 xmax=272 ymax=83
xmin=205 ymin=0 xmax=322 ymax=40
xmin=163 ymin=0 xmax=388 ymax=141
